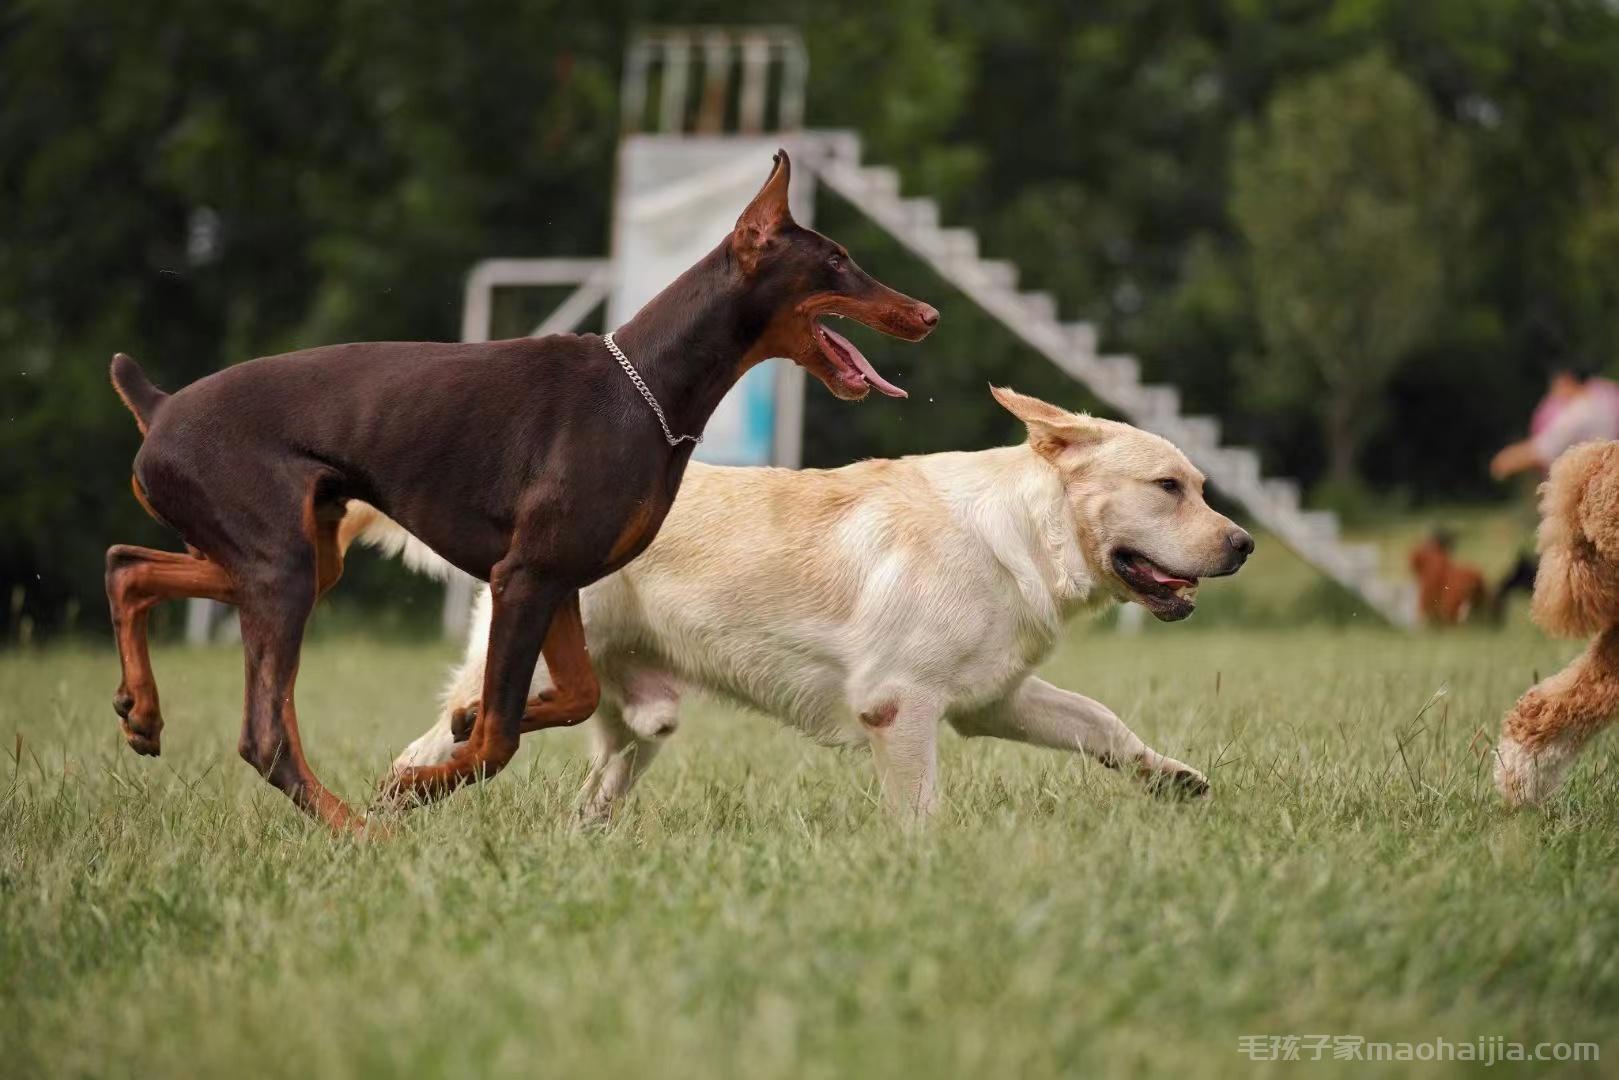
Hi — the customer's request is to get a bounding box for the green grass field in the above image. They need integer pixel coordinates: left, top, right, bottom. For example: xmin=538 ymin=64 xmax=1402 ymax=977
xmin=3 ymin=622 xmax=1617 ymax=1078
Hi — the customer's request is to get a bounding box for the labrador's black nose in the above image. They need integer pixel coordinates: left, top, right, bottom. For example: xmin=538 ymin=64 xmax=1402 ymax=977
xmin=1228 ymin=528 xmax=1255 ymax=558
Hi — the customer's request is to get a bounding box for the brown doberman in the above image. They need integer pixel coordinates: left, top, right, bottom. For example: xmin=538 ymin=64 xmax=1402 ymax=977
xmin=105 ymin=151 xmax=938 ymax=831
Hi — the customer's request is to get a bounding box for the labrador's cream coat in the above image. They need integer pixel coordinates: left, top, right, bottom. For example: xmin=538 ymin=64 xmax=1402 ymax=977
xmin=349 ymin=388 xmax=1251 ymax=821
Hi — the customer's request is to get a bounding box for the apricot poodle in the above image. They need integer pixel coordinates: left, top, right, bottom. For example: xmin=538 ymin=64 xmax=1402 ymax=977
xmin=1495 ymin=440 xmax=1619 ymax=805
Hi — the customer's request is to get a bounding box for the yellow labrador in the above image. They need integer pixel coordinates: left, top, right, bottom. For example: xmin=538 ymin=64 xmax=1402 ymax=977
xmin=349 ymin=387 xmax=1252 ymax=822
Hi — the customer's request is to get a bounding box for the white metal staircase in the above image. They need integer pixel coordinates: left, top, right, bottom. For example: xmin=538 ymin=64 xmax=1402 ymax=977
xmin=803 ymin=131 xmax=1417 ymax=627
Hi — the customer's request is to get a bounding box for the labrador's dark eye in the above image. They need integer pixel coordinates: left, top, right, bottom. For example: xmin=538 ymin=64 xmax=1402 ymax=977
xmin=1156 ymin=478 xmax=1181 ymax=495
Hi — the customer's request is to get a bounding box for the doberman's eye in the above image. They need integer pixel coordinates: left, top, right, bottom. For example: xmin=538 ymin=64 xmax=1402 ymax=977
xmin=1155 ymin=478 xmax=1181 ymax=495
xmin=827 ymin=253 xmax=844 ymax=271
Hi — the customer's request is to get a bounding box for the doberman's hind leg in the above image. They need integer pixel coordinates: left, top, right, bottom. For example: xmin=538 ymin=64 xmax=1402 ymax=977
xmin=234 ymin=560 xmax=362 ymax=832
xmin=105 ymin=492 xmax=343 ymax=759
xmin=383 ymin=573 xmax=587 ymax=806
xmin=105 ymin=545 xmax=236 ymax=755
xmin=224 ymin=479 xmax=364 ymax=830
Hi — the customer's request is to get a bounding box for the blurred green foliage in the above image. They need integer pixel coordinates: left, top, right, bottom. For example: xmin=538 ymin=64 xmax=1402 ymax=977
xmin=1231 ymin=51 xmax=1471 ymax=488
xmin=5 ymin=0 xmax=1619 ymax=637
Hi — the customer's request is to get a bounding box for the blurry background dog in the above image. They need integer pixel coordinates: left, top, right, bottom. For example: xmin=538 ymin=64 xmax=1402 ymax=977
xmin=347 ymin=388 xmax=1253 ymax=823
xmin=1408 ymin=530 xmax=1489 ymax=626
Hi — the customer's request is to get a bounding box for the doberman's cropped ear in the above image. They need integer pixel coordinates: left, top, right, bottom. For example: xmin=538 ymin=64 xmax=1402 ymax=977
xmin=991 ymin=385 xmax=1109 ymax=467
xmin=732 ymin=149 xmax=794 ymax=273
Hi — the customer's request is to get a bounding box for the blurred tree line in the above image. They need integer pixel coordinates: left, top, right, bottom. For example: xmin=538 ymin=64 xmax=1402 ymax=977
xmin=5 ymin=0 xmax=1619 ymax=638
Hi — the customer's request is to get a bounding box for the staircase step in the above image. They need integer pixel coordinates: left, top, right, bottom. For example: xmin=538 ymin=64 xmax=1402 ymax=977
xmin=859 ymin=166 xmax=901 ymax=199
xmin=1263 ymin=478 xmax=1301 ymax=514
xmin=1018 ymin=291 xmax=1057 ymax=322
xmin=1296 ymin=510 xmax=1340 ymax=544
xmin=1099 ymin=359 xmax=1137 ymax=382
xmin=1336 ymin=542 xmax=1382 ymax=577
xmin=1358 ymin=577 xmax=1396 ymax=603
xmin=1146 ymin=416 xmax=1194 ymax=446
xmin=1096 ymin=354 xmax=1140 ymax=387
xmin=1218 ymin=446 xmax=1261 ymax=490
xmin=1177 ymin=414 xmax=1220 ymax=450
xmin=1392 ymin=582 xmax=1418 ymax=623
xmin=935 ymin=228 xmax=978 ymax=264
xmin=1053 ymin=352 xmax=1109 ymax=388
xmin=819 ymin=130 xmax=863 ymax=164
xmin=899 ymin=198 xmax=939 ymax=232
xmin=1196 ymin=447 xmax=1248 ymax=493
xmin=1064 ymin=322 xmax=1098 ymax=356
xmin=1136 ymin=384 xmax=1181 ymax=420
xmin=978 ymin=259 xmax=1019 ymax=292
xmin=1359 ymin=577 xmax=1416 ymax=618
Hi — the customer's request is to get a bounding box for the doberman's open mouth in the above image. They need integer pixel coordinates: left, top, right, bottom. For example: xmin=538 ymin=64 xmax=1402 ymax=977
xmin=813 ymin=320 xmax=907 ymax=399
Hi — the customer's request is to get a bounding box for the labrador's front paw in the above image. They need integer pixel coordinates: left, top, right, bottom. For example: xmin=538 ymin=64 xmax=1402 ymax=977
xmin=1146 ymin=759 xmax=1210 ymax=800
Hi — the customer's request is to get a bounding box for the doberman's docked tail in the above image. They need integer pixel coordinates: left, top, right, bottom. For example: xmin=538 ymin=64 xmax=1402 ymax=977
xmin=109 ymin=353 xmax=167 ymax=436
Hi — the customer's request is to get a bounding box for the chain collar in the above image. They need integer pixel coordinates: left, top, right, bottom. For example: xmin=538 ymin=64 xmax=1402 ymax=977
xmin=604 ymin=332 xmax=704 ymax=447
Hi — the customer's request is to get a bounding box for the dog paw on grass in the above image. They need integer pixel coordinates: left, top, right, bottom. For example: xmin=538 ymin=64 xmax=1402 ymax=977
xmin=1145 ymin=763 xmax=1211 ymax=800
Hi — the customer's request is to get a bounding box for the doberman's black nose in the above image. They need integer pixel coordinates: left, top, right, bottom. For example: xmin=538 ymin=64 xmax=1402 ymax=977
xmin=918 ymin=304 xmax=939 ymax=329
xmin=1228 ymin=528 xmax=1255 ymax=558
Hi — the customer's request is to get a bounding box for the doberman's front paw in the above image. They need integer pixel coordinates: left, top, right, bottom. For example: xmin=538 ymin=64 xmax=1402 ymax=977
xmin=113 ymin=688 xmax=162 ymax=756
xmin=371 ymin=772 xmax=442 ymax=817
xmin=373 ymin=754 xmax=472 ymax=813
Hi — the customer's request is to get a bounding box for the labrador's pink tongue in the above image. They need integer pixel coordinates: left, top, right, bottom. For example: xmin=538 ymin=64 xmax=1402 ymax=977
xmin=823 ymin=325 xmax=907 ymax=398
xmin=1146 ymin=562 xmax=1193 ymax=588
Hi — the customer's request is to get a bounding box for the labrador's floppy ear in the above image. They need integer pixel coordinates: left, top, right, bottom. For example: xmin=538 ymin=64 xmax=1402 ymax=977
xmin=732 ymin=149 xmax=794 ymax=273
xmin=990 ymin=385 xmax=1109 ymax=466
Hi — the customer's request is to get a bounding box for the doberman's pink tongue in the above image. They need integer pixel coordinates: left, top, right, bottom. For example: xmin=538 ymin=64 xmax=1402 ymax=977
xmin=823 ymin=325 xmax=907 ymax=398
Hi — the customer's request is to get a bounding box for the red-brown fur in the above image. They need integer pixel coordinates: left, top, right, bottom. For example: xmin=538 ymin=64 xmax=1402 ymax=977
xmin=1409 ymin=534 xmax=1488 ymax=625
